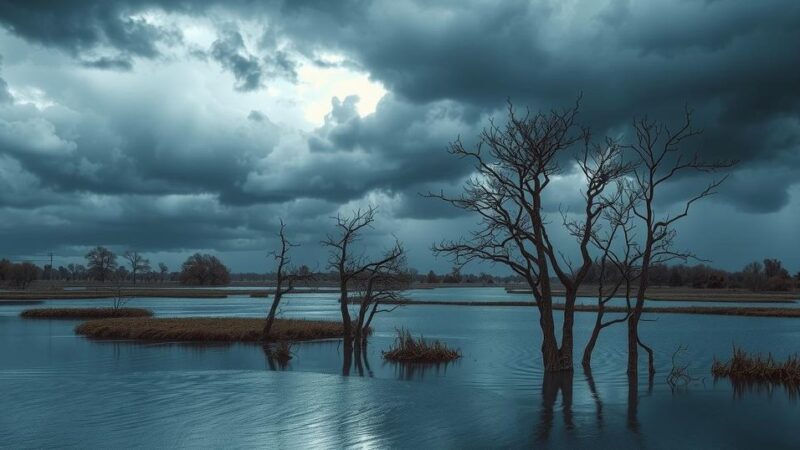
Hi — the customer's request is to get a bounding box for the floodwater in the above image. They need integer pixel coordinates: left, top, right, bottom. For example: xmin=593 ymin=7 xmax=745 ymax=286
xmin=1 ymin=288 xmax=799 ymax=448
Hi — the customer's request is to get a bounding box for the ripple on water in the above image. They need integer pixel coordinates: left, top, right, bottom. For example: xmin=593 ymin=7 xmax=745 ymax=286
xmin=0 ymin=370 xmax=528 ymax=448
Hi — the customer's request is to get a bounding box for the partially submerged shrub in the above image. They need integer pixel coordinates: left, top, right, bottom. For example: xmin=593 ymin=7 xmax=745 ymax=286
xmin=382 ymin=328 xmax=461 ymax=363
xmin=265 ymin=341 xmax=293 ymax=362
xmin=712 ymin=346 xmax=800 ymax=386
xmin=21 ymin=307 xmax=152 ymax=319
xmin=666 ymin=345 xmax=702 ymax=390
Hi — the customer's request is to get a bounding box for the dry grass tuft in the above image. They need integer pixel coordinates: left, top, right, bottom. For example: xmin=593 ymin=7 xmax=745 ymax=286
xmin=21 ymin=307 xmax=153 ymax=319
xmin=382 ymin=328 xmax=461 ymax=363
xmin=712 ymin=346 xmax=800 ymax=386
xmin=75 ymin=317 xmax=345 ymax=343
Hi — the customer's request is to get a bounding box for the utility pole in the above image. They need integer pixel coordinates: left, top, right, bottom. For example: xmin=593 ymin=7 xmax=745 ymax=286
xmin=48 ymin=253 xmax=53 ymax=280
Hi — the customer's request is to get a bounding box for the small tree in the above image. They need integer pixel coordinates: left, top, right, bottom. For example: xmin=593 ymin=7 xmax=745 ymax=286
xmin=110 ymin=281 xmax=131 ymax=310
xmin=624 ymin=109 xmax=735 ymax=375
xmin=179 ymin=254 xmax=231 ymax=285
xmin=123 ymin=250 xmax=151 ymax=286
xmin=351 ymin=241 xmax=407 ymax=342
xmin=85 ymin=246 xmax=117 ymax=282
xmin=263 ymin=220 xmax=312 ymax=340
xmin=582 ymin=186 xmax=642 ymax=369
xmin=9 ymin=262 xmax=39 ymax=289
xmin=322 ymin=206 xmax=405 ymax=341
xmin=0 ymin=258 xmax=12 ymax=282
xmin=742 ymin=261 xmax=766 ymax=292
xmin=425 ymin=270 xmax=439 ymax=283
xmin=158 ymin=263 xmax=169 ymax=283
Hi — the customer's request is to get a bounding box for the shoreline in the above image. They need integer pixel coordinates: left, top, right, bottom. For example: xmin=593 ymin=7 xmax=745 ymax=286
xmin=1 ymin=285 xmax=796 ymax=303
xmin=350 ymin=299 xmax=800 ymax=318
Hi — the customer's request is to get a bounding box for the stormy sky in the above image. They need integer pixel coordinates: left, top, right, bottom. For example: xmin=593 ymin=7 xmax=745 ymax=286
xmin=0 ymin=0 xmax=797 ymax=274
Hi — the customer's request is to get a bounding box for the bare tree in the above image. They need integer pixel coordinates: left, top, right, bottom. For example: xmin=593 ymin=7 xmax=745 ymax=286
xmin=110 ymin=276 xmax=132 ymax=310
xmin=322 ymin=207 xmax=405 ymax=341
xmin=262 ymin=220 xmax=311 ymax=341
xmin=123 ymin=250 xmax=150 ymax=286
xmin=430 ymin=100 xmax=628 ymax=371
xmin=582 ymin=185 xmax=642 ymax=369
xmin=85 ymin=246 xmax=117 ymax=282
xmin=158 ymin=262 xmax=169 ymax=283
xmin=625 ymin=109 xmax=735 ymax=374
xmin=351 ymin=244 xmax=408 ymax=342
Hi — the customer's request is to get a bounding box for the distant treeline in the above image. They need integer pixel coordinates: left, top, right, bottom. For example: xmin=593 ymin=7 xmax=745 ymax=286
xmin=3 ymin=249 xmax=798 ymax=292
xmin=242 ymin=260 xmax=800 ymax=292
xmin=582 ymin=258 xmax=798 ymax=292
xmin=1 ymin=247 xmax=231 ymax=288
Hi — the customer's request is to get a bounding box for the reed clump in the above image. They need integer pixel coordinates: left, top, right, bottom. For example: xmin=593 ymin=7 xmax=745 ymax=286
xmin=265 ymin=340 xmax=293 ymax=362
xmin=21 ymin=307 xmax=153 ymax=319
xmin=382 ymin=328 xmax=461 ymax=363
xmin=75 ymin=317 xmax=345 ymax=343
xmin=712 ymin=346 xmax=800 ymax=385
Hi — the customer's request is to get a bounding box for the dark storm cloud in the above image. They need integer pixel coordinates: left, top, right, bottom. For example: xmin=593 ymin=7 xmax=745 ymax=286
xmin=243 ymin=94 xmax=478 ymax=208
xmin=0 ymin=0 xmax=182 ymax=66
xmin=270 ymin=0 xmax=800 ymax=212
xmin=210 ymin=29 xmax=265 ymax=91
xmin=0 ymin=0 xmax=798 ymax=269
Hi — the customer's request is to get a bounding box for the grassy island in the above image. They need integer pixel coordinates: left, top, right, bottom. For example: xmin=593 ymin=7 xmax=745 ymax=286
xmin=383 ymin=329 xmax=461 ymax=363
xmin=75 ymin=317 xmax=346 ymax=343
xmin=21 ymin=307 xmax=153 ymax=319
xmin=712 ymin=347 xmax=800 ymax=387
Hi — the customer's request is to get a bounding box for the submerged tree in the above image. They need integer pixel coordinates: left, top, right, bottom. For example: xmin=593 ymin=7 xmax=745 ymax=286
xmin=431 ymin=100 xmax=629 ymax=372
xmin=624 ymin=110 xmax=735 ymax=374
xmin=351 ymin=247 xmax=408 ymax=342
xmin=263 ymin=220 xmax=311 ymax=341
xmin=322 ymin=206 xmax=405 ymax=342
xmin=582 ymin=185 xmax=642 ymax=369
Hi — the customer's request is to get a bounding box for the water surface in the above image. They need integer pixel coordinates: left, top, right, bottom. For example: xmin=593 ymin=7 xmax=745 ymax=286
xmin=1 ymin=288 xmax=798 ymax=448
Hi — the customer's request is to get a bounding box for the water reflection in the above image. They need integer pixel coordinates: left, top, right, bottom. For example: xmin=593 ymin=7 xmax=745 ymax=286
xmin=536 ymin=372 xmax=574 ymax=442
xmin=4 ymin=295 xmax=800 ymax=447
xmin=716 ymin=377 xmax=800 ymax=400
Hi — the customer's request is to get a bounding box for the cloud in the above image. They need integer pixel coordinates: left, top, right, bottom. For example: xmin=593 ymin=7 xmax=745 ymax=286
xmin=80 ymin=56 xmax=134 ymax=71
xmin=0 ymin=0 xmax=797 ymax=271
xmin=0 ymin=0 xmax=183 ymax=68
xmin=210 ymin=29 xmax=264 ymax=91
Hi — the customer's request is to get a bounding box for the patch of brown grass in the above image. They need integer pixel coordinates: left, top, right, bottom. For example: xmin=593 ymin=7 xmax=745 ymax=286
xmin=21 ymin=307 xmax=153 ymax=319
xmin=712 ymin=346 xmax=800 ymax=386
xmin=74 ymin=317 xmax=345 ymax=343
xmin=382 ymin=328 xmax=461 ymax=363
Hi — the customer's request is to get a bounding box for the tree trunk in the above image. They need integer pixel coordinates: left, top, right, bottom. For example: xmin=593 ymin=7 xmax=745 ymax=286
xmin=539 ymin=300 xmax=562 ymax=371
xmin=627 ymin=314 xmax=639 ymax=374
xmin=582 ymin=306 xmax=604 ymax=369
xmin=558 ymin=289 xmax=577 ymax=370
xmin=628 ymin=239 xmax=652 ymax=374
xmin=638 ymin=336 xmax=655 ymax=375
xmin=353 ymin=281 xmax=373 ymax=343
xmin=339 ymin=282 xmax=352 ymax=340
xmin=262 ymin=291 xmax=282 ymax=342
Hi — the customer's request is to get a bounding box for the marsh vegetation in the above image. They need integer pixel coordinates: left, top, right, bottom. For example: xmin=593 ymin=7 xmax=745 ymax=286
xmin=75 ymin=318 xmax=348 ymax=343
xmin=382 ymin=328 xmax=461 ymax=363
